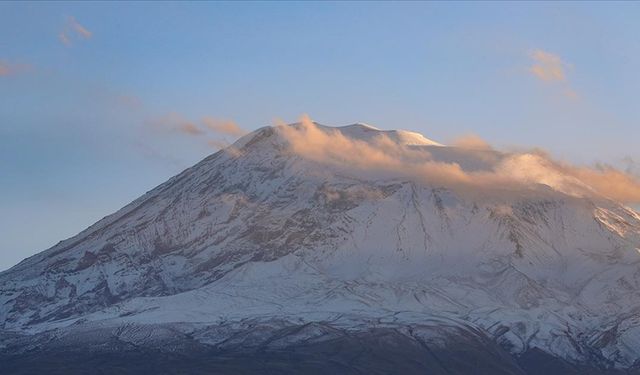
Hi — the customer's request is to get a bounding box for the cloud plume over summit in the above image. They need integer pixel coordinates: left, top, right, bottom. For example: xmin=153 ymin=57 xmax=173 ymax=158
xmin=277 ymin=116 xmax=640 ymax=204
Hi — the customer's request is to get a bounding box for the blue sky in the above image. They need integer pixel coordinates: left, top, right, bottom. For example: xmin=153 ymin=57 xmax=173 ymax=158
xmin=1 ymin=2 xmax=639 ymax=270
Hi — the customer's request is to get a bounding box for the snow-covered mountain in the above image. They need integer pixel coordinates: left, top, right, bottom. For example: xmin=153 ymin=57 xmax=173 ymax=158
xmin=2 ymin=122 xmax=640 ymax=374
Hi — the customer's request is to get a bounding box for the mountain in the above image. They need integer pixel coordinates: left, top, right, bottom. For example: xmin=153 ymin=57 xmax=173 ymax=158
xmin=2 ymin=122 xmax=640 ymax=374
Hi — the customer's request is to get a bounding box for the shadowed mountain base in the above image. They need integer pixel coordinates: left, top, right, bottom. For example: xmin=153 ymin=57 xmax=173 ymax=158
xmin=0 ymin=329 xmax=634 ymax=375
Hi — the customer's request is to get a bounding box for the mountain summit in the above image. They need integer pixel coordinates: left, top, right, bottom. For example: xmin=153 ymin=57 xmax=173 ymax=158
xmin=2 ymin=122 xmax=640 ymax=374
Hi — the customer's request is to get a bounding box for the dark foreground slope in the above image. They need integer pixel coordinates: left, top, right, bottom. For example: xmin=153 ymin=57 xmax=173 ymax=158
xmin=1 ymin=324 xmax=637 ymax=375
xmin=0 ymin=337 xmax=633 ymax=375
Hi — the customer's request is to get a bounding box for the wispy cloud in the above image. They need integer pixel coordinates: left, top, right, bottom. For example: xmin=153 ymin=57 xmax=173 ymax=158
xmin=147 ymin=112 xmax=246 ymax=150
xmin=179 ymin=122 xmax=205 ymax=136
xmin=59 ymin=16 xmax=92 ymax=47
xmin=623 ymin=157 xmax=640 ymax=176
xmin=278 ymin=115 xmax=640 ymax=204
xmin=149 ymin=112 xmax=203 ymax=136
xmin=0 ymin=60 xmax=31 ymax=77
xmin=69 ymin=16 xmax=92 ymax=39
xmin=58 ymin=32 xmax=72 ymax=47
xmin=451 ymin=134 xmax=492 ymax=150
xmin=528 ymin=49 xmax=580 ymax=100
xmin=529 ymin=49 xmax=568 ymax=82
xmin=202 ymin=117 xmax=247 ymax=137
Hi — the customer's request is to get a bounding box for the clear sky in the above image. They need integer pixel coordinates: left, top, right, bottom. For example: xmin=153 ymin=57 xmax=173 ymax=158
xmin=1 ymin=2 xmax=639 ymax=271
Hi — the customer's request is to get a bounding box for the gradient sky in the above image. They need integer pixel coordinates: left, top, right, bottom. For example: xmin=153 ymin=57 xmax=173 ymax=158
xmin=1 ymin=2 xmax=639 ymax=271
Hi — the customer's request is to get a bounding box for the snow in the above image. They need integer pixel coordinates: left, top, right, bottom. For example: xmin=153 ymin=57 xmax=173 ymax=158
xmin=334 ymin=123 xmax=444 ymax=147
xmin=1 ymin=123 xmax=640 ymax=368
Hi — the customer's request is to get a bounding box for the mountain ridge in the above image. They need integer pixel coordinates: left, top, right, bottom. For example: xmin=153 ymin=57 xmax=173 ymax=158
xmin=2 ymin=122 xmax=640 ymax=373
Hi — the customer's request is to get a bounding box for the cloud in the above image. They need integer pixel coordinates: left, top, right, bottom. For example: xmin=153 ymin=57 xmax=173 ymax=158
xmin=451 ymin=134 xmax=492 ymax=150
xmin=277 ymin=115 xmax=640 ymax=204
xmin=148 ymin=112 xmax=248 ymax=153
xmin=0 ymin=60 xmax=31 ymax=77
xmin=529 ymin=49 xmax=568 ymax=82
xmin=528 ymin=49 xmax=582 ymax=102
xmin=623 ymin=157 xmax=640 ymax=176
xmin=59 ymin=16 xmax=92 ymax=46
xmin=202 ymin=117 xmax=247 ymax=137
xmin=563 ymin=88 xmax=579 ymax=101
xmin=179 ymin=122 xmax=204 ymax=135
xmin=115 ymin=94 xmax=143 ymax=110
xmin=69 ymin=16 xmax=92 ymax=39
xmin=58 ymin=32 xmax=72 ymax=46
xmin=149 ymin=112 xmax=203 ymax=136
xmin=562 ymin=164 xmax=640 ymax=204
xmin=279 ymin=115 xmax=475 ymax=188
xmin=150 ymin=113 xmax=247 ymax=139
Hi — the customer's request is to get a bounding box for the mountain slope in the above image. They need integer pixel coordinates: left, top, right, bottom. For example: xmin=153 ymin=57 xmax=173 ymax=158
xmin=2 ymin=122 xmax=640 ymax=373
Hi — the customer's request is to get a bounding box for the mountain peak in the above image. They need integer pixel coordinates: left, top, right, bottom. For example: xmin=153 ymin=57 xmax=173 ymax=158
xmin=268 ymin=121 xmax=444 ymax=147
xmin=2 ymin=120 xmax=640 ymax=371
xmin=339 ymin=122 xmax=380 ymax=130
xmin=336 ymin=123 xmax=444 ymax=147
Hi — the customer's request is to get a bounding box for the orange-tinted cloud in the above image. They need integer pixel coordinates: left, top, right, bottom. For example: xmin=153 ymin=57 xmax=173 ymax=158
xmin=277 ymin=115 xmax=640 ymax=204
xmin=149 ymin=112 xmax=204 ymax=136
xmin=149 ymin=113 xmax=249 ymax=149
xmin=179 ymin=122 xmax=204 ymax=135
xmin=0 ymin=60 xmax=31 ymax=77
xmin=529 ymin=49 xmax=568 ymax=82
xmin=279 ymin=114 xmax=434 ymax=174
xmin=562 ymin=164 xmax=640 ymax=204
xmin=69 ymin=16 xmax=92 ymax=39
xmin=451 ymin=134 xmax=492 ymax=150
xmin=202 ymin=117 xmax=247 ymax=137
xmin=528 ymin=49 xmax=582 ymax=102
xmin=278 ymin=115 xmax=474 ymax=188
xmin=563 ymin=88 xmax=579 ymax=101
xmin=623 ymin=157 xmax=640 ymax=176
xmin=59 ymin=16 xmax=92 ymax=46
